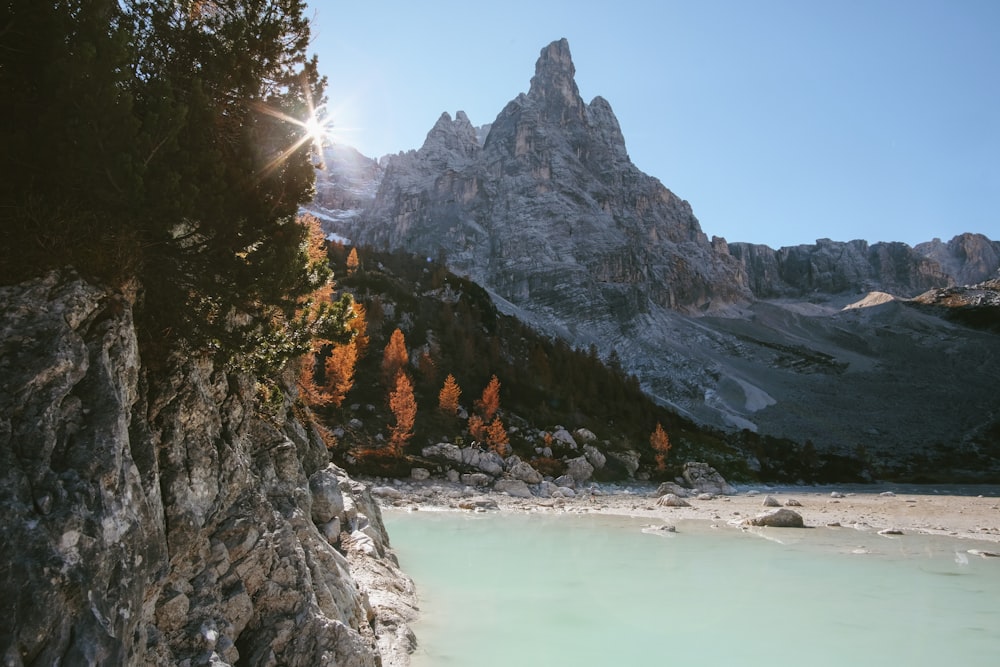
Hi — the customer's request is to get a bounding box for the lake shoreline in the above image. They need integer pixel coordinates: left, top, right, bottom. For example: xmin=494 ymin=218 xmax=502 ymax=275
xmin=372 ymin=479 xmax=1000 ymax=545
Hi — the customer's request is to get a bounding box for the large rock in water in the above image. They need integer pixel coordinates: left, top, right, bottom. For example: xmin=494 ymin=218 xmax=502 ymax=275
xmin=0 ymin=272 xmax=415 ymax=666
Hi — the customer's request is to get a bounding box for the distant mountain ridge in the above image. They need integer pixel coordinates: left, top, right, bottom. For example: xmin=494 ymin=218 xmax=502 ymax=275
xmin=308 ymin=39 xmax=1000 ymax=466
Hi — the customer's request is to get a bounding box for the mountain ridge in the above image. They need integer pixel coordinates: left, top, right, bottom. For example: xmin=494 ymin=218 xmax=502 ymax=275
xmin=307 ymin=39 xmax=1000 ymax=461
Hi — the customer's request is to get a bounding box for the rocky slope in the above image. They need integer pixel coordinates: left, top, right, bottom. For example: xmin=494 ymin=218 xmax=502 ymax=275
xmin=310 ymin=39 xmax=1000 ymax=468
xmin=0 ymin=271 xmax=416 ymax=666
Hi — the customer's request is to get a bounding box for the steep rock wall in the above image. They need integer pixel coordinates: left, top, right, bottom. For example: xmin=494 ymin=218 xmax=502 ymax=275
xmin=0 ymin=272 xmax=415 ymax=666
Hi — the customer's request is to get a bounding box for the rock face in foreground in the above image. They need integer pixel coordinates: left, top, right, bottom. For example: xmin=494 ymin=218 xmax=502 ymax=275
xmin=0 ymin=272 xmax=415 ymax=666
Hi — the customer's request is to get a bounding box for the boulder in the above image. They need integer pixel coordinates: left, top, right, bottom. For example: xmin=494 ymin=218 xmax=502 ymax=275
xmin=565 ymin=456 xmax=595 ymax=484
xmin=536 ymin=481 xmax=560 ymax=498
xmin=309 ymin=464 xmax=346 ymax=524
xmin=410 ymin=467 xmax=431 ymax=481
xmin=458 ymin=498 xmax=499 ymax=511
xmin=573 ymin=428 xmax=597 ymax=443
xmin=461 ymin=473 xmax=491 ymax=487
xmin=552 ymin=487 xmax=576 ymax=498
xmin=762 ymin=495 xmax=782 ymax=507
xmin=656 ymin=494 xmax=691 ymax=508
xmin=508 ymin=460 xmax=544 ymax=485
xmin=654 ymin=482 xmax=689 ymax=498
xmin=785 ymin=498 xmax=802 ymax=507
xmin=551 ymin=428 xmax=578 ymax=449
xmin=583 ymin=444 xmax=606 ymax=470
xmin=682 ymin=462 xmax=736 ymax=495
xmin=607 ymin=450 xmax=641 ymax=477
xmin=424 ymin=443 xmax=505 ymax=476
xmin=745 ymin=509 xmax=805 ymax=528
xmin=554 ymin=474 xmax=576 ymax=489
xmin=494 ymin=479 xmax=534 ymax=498
xmin=371 ymin=486 xmax=403 ymax=500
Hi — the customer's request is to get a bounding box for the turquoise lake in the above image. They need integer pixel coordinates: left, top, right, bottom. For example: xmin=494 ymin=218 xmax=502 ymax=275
xmin=383 ymin=510 xmax=1000 ymax=667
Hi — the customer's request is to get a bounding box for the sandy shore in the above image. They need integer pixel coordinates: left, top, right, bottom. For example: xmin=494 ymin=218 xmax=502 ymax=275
xmin=374 ymin=480 xmax=1000 ymax=545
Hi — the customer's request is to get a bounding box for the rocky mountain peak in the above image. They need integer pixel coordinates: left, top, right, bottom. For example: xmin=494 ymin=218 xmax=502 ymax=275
xmin=527 ymin=38 xmax=585 ymax=120
xmin=418 ymin=110 xmax=482 ymax=167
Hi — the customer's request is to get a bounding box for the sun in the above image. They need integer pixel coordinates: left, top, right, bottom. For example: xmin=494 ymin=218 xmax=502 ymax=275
xmin=302 ymin=105 xmax=336 ymax=150
xmin=253 ymin=96 xmax=340 ymax=176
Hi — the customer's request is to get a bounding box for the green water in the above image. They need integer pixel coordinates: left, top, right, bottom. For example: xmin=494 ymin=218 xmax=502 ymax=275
xmin=384 ymin=510 xmax=1000 ymax=667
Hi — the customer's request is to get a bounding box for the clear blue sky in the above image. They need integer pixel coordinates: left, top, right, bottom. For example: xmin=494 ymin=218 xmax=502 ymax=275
xmin=305 ymin=0 xmax=999 ymax=248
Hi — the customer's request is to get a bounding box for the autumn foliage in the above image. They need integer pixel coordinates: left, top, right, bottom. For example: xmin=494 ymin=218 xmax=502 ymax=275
xmin=323 ymin=341 xmax=358 ymax=407
xmin=388 ymin=372 xmax=417 ymax=456
xmin=348 ymin=301 xmax=369 ymax=358
xmin=381 ymin=328 xmax=409 ymax=387
xmin=475 ymin=375 xmax=501 ymax=423
xmin=468 ymin=375 xmax=507 ymax=455
xmin=346 ymin=247 xmax=360 ymax=275
xmin=438 ymin=374 xmax=462 ymax=415
xmin=485 ymin=417 xmax=509 ymax=455
xmin=650 ymin=422 xmax=671 ymax=471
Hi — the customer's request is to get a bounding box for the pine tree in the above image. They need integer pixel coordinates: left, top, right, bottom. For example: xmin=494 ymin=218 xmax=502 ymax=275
xmin=388 ymin=372 xmax=416 ymax=456
xmin=438 ymin=374 xmax=462 ymax=415
xmin=381 ymin=328 xmax=408 ymax=386
xmin=650 ymin=422 xmax=671 ymax=471
xmin=1 ymin=0 xmax=352 ymax=376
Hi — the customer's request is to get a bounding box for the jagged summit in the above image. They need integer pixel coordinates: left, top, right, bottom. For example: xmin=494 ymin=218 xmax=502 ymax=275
xmin=419 ymin=111 xmax=481 ymax=165
xmin=527 ymin=38 xmax=582 ymax=111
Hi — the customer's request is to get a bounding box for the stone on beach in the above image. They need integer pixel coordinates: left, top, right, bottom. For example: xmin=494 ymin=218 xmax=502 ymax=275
xmin=745 ymin=508 xmax=806 ymax=528
xmin=657 ymin=493 xmax=691 ymax=508
xmin=682 ymin=462 xmax=736 ymax=495
xmin=494 ymin=478 xmax=534 ymax=498
xmin=507 ymin=458 xmax=544 ymax=484
xmin=458 ymin=498 xmax=499 ymax=511
xmin=762 ymin=495 xmax=782 ymax=507
xmin=566 ymin=456 xmax=595 ymax=484
xmin=654 ymin=482 xmax=689 ymax=498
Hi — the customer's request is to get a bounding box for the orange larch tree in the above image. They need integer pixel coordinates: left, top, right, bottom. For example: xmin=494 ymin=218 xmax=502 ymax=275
xmin=381 ymin=327 xmax=408 ymax=386
xmin=323 ymin=341 xmax=358 ymax=407
xmin=348 ymin=301 xmax=369 ymax=358
xmin=388 ymin=371 xmax=417 ymax=456
xmin=485 ymin=416 xmax=509 ymax=456
xmin=650 ymin=422 xmax=671 ymax=471
xmin=438 ymin=373 xmax=461 ymax=416
xmin=346 ymin=247 xmax=360 ymax=275
xmin=475 ymin=375 xmax=501 ymax=423
xmin=467 ymin=414 xmax=487 ymax=442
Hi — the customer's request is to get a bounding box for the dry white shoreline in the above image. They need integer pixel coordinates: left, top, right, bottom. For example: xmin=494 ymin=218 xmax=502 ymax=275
xmin=373 ymin=480 xmax=1000 ymax=545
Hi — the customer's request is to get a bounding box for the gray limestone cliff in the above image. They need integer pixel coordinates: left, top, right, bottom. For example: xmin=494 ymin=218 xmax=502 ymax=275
xmin=0 ymin=271 xmax=416 ymax=666
xmin=728 ymin=234 xmax=1000 ymax=298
